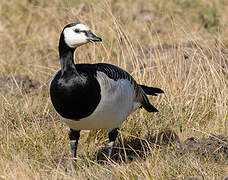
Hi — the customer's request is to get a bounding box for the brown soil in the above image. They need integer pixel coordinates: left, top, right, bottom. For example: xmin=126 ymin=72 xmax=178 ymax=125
xmin=147 ymin=41 xmax=228 ymax=66
xmin=97 ymin=129 xmax=228 ymax=163
xmin=137 ymin=41 xmax=228 ymax=77
xmin=177 ymin=134 xmax=228 ymax=161
xmin=0 ymin=74 xmax=41 ymax=95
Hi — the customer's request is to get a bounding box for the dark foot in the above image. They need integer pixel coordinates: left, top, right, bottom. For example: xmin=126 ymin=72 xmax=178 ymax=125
xmin=107 ymin=128 xmax=119 ymax=158
xmin=68 ymin=128 xmax=80 ymax=166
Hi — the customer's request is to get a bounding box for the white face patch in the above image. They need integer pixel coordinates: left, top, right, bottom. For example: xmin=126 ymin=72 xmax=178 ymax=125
xmin=63 ymin=24 xmax=90 ymax=48
xmin=74 ymin=24 xmax=90 ymax=31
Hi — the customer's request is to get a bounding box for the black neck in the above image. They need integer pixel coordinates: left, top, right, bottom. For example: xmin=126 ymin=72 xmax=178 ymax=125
xmin=59 ymin=32 xmax=77 ymax=76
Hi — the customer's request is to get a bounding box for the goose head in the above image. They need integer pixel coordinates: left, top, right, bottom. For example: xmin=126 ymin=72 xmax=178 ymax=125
xmin=62 ymin=23 xmax=102 ymax=49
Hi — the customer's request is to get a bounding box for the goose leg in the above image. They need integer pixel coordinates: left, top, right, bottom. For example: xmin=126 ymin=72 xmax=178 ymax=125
xmin=68 ymin=128 xmax=80 ymax=163
xmin=107 ymin=128 xmax=119 ymax=158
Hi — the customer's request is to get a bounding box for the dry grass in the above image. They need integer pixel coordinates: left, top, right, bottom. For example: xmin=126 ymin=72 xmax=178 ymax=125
xmin=0 ymin=0 xmax=227 ymax=179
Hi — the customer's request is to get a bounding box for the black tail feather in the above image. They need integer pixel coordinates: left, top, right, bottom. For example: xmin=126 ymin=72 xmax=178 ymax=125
xmin=140 ymin=85 xmax=164 ymax=96
xmin=140 ymin=93 xmax=160 ymax=112
xmin=144 ymin=103 xmax=159 ymax=112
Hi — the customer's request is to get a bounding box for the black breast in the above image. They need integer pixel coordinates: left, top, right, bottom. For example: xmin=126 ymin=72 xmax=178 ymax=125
xmin=49 ymin=68 xmax=101 ymax=119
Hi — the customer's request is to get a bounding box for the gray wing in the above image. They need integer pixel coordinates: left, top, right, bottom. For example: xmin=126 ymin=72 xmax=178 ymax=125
xmin=94 ymin=63 xmax=160 ymax=112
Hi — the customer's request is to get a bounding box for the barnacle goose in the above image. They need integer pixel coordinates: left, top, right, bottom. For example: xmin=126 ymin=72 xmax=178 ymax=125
xmin=49 ymin=23 xmax=164 ymax=162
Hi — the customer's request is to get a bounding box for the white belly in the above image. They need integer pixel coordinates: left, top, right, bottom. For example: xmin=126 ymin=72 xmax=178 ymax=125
xmin=62 ymin=72 xmax=140 ymax=130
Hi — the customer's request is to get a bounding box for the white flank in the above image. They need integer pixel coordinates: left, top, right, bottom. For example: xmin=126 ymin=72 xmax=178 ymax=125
xmin=62 ymin=71 xmax=141 ymax=130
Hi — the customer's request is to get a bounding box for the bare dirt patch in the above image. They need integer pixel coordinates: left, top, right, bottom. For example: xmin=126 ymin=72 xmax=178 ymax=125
xmin=0 ymin=74 xmax=41 ymax=95
xmin=143 ymin=41 xmax=228 ymax=77
xmin=97 ymin=129 xmax=228 ymax=163
xmin=177 ymin=134 xmax=228 ymax=161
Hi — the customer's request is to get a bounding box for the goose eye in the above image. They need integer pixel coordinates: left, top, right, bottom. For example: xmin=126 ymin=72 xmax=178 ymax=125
xmin=74 ymin=29 xmax=80 ymax=33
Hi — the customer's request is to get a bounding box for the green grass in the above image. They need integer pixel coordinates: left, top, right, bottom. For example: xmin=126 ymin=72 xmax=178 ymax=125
xmin=0 ymin=0 xmax=227 ymax=179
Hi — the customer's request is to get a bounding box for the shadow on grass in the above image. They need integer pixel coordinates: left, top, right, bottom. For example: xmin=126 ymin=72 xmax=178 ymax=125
xmin=96 ymin=129 xmax=228 ymax=164
xmin=96 ymin=129 xmax=180 ymax=163
xmin=52 ymin=129 xmax=228 ymax=167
